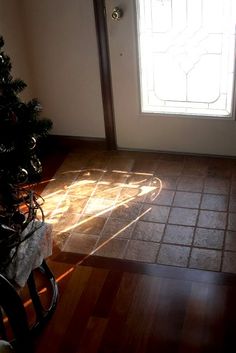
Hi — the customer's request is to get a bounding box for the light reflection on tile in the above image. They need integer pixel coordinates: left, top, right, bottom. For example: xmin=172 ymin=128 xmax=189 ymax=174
xmin=42 ymin=150 xmax=236 ymax=274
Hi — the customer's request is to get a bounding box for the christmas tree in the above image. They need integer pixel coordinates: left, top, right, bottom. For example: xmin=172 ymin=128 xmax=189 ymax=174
xmin=0 ymin=35 xmax=52 ymax=234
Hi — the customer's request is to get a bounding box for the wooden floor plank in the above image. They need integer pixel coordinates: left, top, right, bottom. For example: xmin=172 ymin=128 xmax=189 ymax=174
xmin=35 ymin=266 xmax=93 ymax=353
xmin=58 ymin=268 xmax=109 ymax=353
xmin=97 ymin=272 xmax=139 ymax=353
xmin=119 ymin=275 xmax=161 ymax=353
xmin=77 ymin=317 xmax=108 ymax=353
xmin=32 ymin=260 xmax=236 ymax=353
xmin=145 ymin=278 xmax=191 ymax=353
xmin=178 ymin=282 xmax=210 ymax=353
xmin=219 ymin=285 xmax=236 ymax=353
xmin=92 ymin=270 xmax=123 ymax=319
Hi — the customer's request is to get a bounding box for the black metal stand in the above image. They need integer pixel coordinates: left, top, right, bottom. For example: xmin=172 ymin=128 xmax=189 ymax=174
xmin=0 ymin=260 xmax=58 ymax=352
xmin=0 ymin=274 xmax=33 ymax=353
xmin=27 ymin=260 xmax=59 ymax=331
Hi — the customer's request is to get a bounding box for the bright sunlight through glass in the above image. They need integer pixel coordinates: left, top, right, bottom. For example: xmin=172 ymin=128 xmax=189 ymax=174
xmin=137 ymin=0 xmax=236 ymax=117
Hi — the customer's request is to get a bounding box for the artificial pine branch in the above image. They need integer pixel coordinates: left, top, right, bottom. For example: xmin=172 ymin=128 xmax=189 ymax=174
xmin=0 ymin=35 xmax=52 ymax=216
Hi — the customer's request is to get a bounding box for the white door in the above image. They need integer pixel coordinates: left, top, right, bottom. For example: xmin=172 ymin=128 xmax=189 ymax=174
xmin=105 ymin=0 xmax=236 ymax=156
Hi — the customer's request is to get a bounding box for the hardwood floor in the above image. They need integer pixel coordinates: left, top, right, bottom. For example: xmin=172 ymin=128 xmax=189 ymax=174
xmin=33 ymin=256 xmax=236 ymax=353
xmin=27 ymin=145 xmax=236 ymax=353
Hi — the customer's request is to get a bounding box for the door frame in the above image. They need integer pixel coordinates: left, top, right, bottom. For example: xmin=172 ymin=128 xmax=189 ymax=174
xmin=93 ymin=0 xmax=117 ymax=150
xmin=94 ymin=0 xmax=236 ymax=155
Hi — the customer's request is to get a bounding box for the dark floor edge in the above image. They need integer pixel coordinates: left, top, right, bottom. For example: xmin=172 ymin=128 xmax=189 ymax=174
xmin=51 ymin=252 xmax=236 ymax=285
xmin=118 ymin=146 xmax=236 ymax=159
xmin=48 ymin=135 xmax=107 ymax=151
xmin=47 ymin=135 xmax=236 ymax=159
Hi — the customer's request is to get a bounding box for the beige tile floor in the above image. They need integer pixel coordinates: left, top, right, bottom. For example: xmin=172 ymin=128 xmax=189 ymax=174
xmin=42 ymin=149 xmax=236 ymax=273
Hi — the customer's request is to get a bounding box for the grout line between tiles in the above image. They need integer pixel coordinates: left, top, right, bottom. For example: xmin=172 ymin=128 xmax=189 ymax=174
xmin=48 ymin=151 xmax=236 ymax=273
xmin=154 ymin=188 xmax=176 ymax=264
xmin=220 ymin=167 xmax=233 ymax=272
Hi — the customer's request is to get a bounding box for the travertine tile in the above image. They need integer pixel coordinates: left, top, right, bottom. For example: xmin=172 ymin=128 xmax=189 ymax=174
xmin=231 ymin=180 xmax=236 ymax=193
xmin=121 ymin=174 xmax=157 ymax=202
xmin=222 ymin=251 xmax=236 ymax=273
xmin=160 ymin=176 xmax=179 ymax=190
xmin=207 ymin=166 xmax=231 ymax=178
xmin=229 ymin=194 xmax=236 ymax=212
xmin=65 ymin=196 xmax=88 ymax=214
xmin=101 ymin=218 xmax=135 ymax=239
xmin=118 ymin=186 xmax=145 ymax=203
xmin=76 ymin=169 xmax=104 ymax=182
xmin=228 ymin=213 xmax=236 ymax=231
xmin=72 ymin=215 xmax=106 ymax=235
xmin=83 ymin=197 xmax=115 ymax=216
xmin=197 ymin=210 xmax=227 ymax=230
xmin=132 ymin=221 xmax=165 ymax=242
xmin=163 ymin=225 xmax=194 ymax=245
xmin=51 ymin=212 xmax=81 ymax=233
xmin=200 ymin=194 xmax=228 ymax=212
xmin=148 ymin=176 xmax=163 ymax=191
xmin=173 ymin=191 xmax=201 ymax=209
xmin=156 ymin=160 xmax=184 ymax=176
xmin=57 ymin=154 xmax=87 ymax=172
xmin=111 ymin=201 xmax=142 ymax=220
xmin=145 ymin=189 xmax=175 ymax=206
xmin=225 ymin=231 xmax=236 ymax=251
xmin=100 ymin=171 xmax=127 ymax=184
xmin=189 ymin=248 xmax=221 ymax=271
xmin=194 ymin=228 xmax=224 ymax=249
xmin=95 ymin=237 xmax=128 ymax=258
xmin=47 ymin=170 xmax=77 ymax=187
xmin=204 ymin=177 xmax=230 ymax=195
xmin=168 ymin=207 xmax=198 ymax=226
xmin=106 ymin=156 xmax=134 ymax=172
xmin=126 ymin=172 xmax=153 ymax=187
xmin=43 ymin=191 xmax=68 ymax=218
xmin=141 ymin=205 xmax=170 ymax=223
xmin=132 ymin=158 xmax=159 ymax=173
xmin=182 ymin=158 xmax=208 ymax=176
xmin=53 ymin=230 xmax=71 ymax=249
xmin=93 ymin=182 xmax=121 ymax=200
xmin=207 ymin=158 xmax=232 ymax=178
xmin=177 ymin=176 xmax=204 ymax=192
xmin=157 ymin=244 xmax=190 ymax=267
xmin=124 ymin=240 xmax=159 ymax=262
xmin=63 ymin=233 xmax=99 ymax=254
xmin=84 ymin=155 xmax=110 ymax=170
xmin=47 ymin=150 xmax=236 ymax=272
xmin=67 ymin=181 xmax=97 ymax=198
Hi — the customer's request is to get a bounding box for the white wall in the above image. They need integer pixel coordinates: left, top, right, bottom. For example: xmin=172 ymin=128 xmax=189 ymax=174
xmin=0 ymin=0 xmax=34 ymax=100
xmin=20 ymin=0 xmax=105 ymax=138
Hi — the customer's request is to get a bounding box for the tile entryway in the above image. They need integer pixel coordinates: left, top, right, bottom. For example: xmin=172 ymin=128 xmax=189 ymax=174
xmin=42 ymin=149 xmax=236 ymax=273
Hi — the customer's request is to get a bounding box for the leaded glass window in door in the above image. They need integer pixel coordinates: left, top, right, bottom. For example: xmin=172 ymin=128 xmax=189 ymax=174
xmin=137 ymin=0 xmax=236 ymax=117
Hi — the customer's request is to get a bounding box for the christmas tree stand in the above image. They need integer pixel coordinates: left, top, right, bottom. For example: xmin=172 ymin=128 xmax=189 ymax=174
xmin=0 ymin=35 xmax=56 ymax=352
xmin=0 ymin=225 xmax=58 ymax=352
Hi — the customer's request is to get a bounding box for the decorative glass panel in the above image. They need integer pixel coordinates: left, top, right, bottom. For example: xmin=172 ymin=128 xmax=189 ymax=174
xmin=137 ymin=0 xmax=236 ymax=117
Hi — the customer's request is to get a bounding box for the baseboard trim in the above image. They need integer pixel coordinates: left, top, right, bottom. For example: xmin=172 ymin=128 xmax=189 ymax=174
xmin=46 ymin=135 xmax=236 ymax=159
xmin=48 ymin=134 xmax=107 ymax=151
xmin=118 ymin=146 xmax=236 ymax=159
